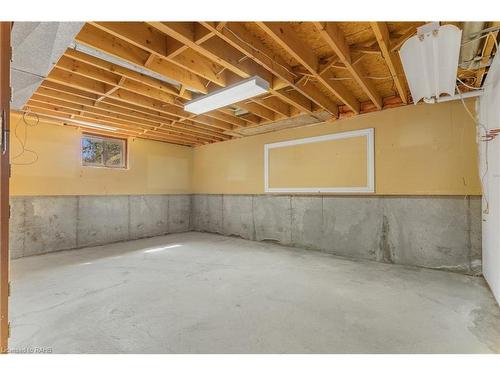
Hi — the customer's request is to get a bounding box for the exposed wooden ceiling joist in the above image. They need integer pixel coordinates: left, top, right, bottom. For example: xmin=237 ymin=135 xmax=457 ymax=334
xmin=199 ymin=22 xmax=336 ymax=117
xmin=22 ymin=21 xmax=495 ymax=146
xmin=314 ymin=22 xmax=382 ymax=110
xmin=370 ymin=22 xmax=409 ymax=104
xmin=257 ymin=22 xmax=360 ymax=114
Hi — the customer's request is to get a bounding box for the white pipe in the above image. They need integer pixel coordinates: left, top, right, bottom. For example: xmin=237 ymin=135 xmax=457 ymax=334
xmin=438 ymin=90 xmax=483 ymax=102
xmin=424 ymin=90 xmax=483 ymax=104
xmin=68 ymin=42 xmax=190 ymax=92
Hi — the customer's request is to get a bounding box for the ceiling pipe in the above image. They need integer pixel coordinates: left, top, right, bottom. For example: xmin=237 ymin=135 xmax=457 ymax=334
xmin=459 ymin=22 xmax=486 ymax=70
xmin=423 ymin=89 xmax=483 ymax=104
xmin=68 ymin=42 xmax=192 ymax=92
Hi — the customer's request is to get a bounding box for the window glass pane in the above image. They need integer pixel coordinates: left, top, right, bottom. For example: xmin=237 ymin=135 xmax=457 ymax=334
xmin=82 ymin=137 xmax=104 ymax=166
xmin=82 ymin=135 xmax=126 ymax=168
xmin=104 ymin=140 xmax=124 ymax=167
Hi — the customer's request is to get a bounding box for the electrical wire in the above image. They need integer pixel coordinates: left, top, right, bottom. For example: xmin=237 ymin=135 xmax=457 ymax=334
xmin=11 ymin=110 xmax=39 ymax=166
xmin=455 ymin=84 xmax=491 ymax=214
xmin=222 ymin=25 xmax=298 ymax=79
xmin=490 ymin=31 xmax=500 ymax=53
xmin=328 ymin=74 xmax=403 ymax=81
xmin=457 ymin=76 xmax=485 ymax=91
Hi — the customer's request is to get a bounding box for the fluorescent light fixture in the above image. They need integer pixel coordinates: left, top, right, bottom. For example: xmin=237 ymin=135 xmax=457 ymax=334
xmin=65 ymin=119 xmax=118 ymax=132
xmin=399 ymin=22 xmax=462 ymax=104
xmin=30 ymin=112 xmax=118 ymax=132
xmin=184 ymin=76 xmax=269 ymax=114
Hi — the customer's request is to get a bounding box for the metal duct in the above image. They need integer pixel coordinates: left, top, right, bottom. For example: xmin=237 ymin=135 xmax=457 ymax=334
xmin=459 ymin=22 xmax=486 ymax=70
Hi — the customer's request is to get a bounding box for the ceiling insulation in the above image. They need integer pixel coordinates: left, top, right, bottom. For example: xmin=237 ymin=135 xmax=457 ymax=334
xmin=11 ymin=22 xmax=84 ymax=109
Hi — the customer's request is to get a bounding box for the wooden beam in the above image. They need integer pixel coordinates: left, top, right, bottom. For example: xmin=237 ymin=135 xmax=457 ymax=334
xmin=76 ymin=24 xmax=209 ymax=94
xmin=74 ymin=26 xmax=249 ymax=131
xmin=314 ymin=22 xmax=382 ymax=110
xmin=57 ymin=55 xmax=122 ymax=86
xmin=91 ymin=22 xmax=227 ymax=87
xmin=28 ymin=101 xmax=210 ymax=146
xmin=254 ymin=96 xmax=290 ymax=117
xmin=37 ymin=86 xmax=96 ymax=106
xmin=52 ymin=55 xmax=242 ymax=132
xmin=28 ymin=109 xmax=169 ymax=142
xmin=47 ymin=67 xmax=113 ymax=95
xmin=204 ymin=110 xmax=249 ymax=128
xmin=239 ymin=112 xmax=261 ymax=124
xmin=350 ymin=44 xmax=381 ymax=55
xmin=258 ymin=22 xmax=318 ymax=72
xmin=370 ymin=22 xmax=408 ymax=104
xmin=30 ymin=93 xmax=225 ymax=142
xmin=257 ymin=22 xmax=359 ymax=114
xmin=273 ymin=89 xmax=313 ymax=114
xmin=390 ymin=24 xmax=423 ymax=52
xmin=63 ymin=49 xmax=245 ymax=129
xmin=148 ymin=21 xmax=307 ymax=121
xmin=25 ymin=102 xmax=202 ymax=145
xmin=148 ymin=22 xmax=273 ymax=82
xmin=216 ymin=22 xmax=227 ymax=31
xmin=65 ymin=49 xmax=192 ymax=100
xmin=45 ymin=69 xmax=234 ymax=133
xmin=41 ymin=80 xmax=99 ymax=100
xmin=200 ymin=22 xmax=337 ymax=116
xmin=97 ymin=96 xmax=231 ymax=138
xmin=110 ymin=88 xmax=234 ymax=131
xmin=205 ymin=22 xmax=297 ymax=83
xmin=237 ymin=101 xmax=277 ymax=121
xmin=274 ymin=88 xmax=313 ymax=114
xmin=90 ymin=22 xmax=169 ymax=56
xmin=167 ymin=23 xmax=216 ymax=59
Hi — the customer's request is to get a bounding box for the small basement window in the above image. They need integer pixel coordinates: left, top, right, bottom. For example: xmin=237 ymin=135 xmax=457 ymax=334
xmin=81 ymin=134 xmax=127 ymax=169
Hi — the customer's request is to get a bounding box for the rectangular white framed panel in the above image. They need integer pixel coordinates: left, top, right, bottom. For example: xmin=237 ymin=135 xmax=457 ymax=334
xmin=264 ymin=128 xmax=375 ymax=193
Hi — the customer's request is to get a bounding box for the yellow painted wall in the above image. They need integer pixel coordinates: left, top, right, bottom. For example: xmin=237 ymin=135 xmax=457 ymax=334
xmin=192 ymin=100 xmax=481 ymax=195
xmin=10 ymin=99 xmax=482 ymax=197
xmin=10 ymin=113 xmax=192 ymax=196
xmin=268 ymin=135 xmax=368 ymax=189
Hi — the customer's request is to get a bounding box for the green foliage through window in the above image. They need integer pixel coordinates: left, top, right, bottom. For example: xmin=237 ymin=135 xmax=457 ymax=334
xmin=82 ymin=135 xmax=126 ymax=168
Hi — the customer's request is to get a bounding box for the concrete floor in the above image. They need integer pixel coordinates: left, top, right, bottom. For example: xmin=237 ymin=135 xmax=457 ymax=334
xmin=9 ymin=232 xmax=500 ymax=353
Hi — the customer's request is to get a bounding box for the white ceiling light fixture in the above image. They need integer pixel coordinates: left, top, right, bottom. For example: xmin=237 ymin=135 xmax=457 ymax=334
xmin=27 ymin=112 xmax=119 ymax=132
xmin=184 ymin=76 xmax=269 ymax=115
xmin=63 ymin=118 xmax=118 ymax=132
xmin=399 ymin=22 xmax=462 ymax=104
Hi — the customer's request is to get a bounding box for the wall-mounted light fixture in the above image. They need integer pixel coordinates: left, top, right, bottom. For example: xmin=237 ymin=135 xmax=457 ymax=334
xmin=399 ymin=22 xmax=462 ymax=104
xmin=184 ymin=76 xmax=269 ymax=115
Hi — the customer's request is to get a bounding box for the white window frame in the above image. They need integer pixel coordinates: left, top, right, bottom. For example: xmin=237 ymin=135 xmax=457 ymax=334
xmin=264 ymin=128 xmax=375 ymax=193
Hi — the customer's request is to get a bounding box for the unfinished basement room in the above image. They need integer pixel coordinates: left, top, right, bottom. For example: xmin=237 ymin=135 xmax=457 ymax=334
xmin=1 ymin=4 xmax=500 ymax=364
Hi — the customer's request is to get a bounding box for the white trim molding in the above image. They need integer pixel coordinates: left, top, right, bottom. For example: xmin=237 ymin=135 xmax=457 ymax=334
xmin=264 ymin=128 xmax=375 ymax=193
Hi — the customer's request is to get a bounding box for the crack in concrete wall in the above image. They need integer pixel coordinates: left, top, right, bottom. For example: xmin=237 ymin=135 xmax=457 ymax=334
xmin=191 ymin=194 xmax=482 ymax=275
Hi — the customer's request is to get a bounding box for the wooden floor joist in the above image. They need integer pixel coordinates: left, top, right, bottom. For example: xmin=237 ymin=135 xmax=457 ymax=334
xmin=370 ymin=22 xmax=409 ymax=104
xmin=22 ymin=21 xmax=496 ymax=145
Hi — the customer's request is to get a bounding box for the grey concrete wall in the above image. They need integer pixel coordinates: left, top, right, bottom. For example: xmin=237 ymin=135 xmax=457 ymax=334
xmin=10 ymin=194 xmax=482 ymax=275
xmin=191 ymin=195 xmax=482 ymax=275
xmin=10 ymin=195 xmax=191 ymax=259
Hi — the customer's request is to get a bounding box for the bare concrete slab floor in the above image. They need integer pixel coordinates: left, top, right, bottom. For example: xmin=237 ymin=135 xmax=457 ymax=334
xmin=9 ymin=232 xmax=500 ymax=353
